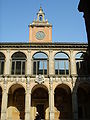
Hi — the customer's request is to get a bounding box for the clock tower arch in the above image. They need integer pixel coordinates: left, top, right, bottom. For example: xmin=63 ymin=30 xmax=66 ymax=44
xmin=29 ymin=7 xmax=52 ymax=43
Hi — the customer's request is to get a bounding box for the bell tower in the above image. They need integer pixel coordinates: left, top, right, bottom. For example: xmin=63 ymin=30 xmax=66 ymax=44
xmin=29 ymin=7 xmax=52 ymax=43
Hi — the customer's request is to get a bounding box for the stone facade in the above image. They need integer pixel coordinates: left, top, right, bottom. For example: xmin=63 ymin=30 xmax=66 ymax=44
xmin=0 ymin=43 xmax=90 ymax=120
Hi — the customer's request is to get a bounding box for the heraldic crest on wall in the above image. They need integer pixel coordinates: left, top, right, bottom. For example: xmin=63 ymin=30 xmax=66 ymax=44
xmin=35 ymin=74 xmax=45 ymax=84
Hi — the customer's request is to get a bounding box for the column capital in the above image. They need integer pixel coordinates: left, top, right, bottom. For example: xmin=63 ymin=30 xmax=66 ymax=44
xmin=49 ymin=77 xmax=53 ymax=84
xmin=27 ymin=49 xmax=31 ymax=53
xmin=26 ymin=76 xmax=30 ymax=84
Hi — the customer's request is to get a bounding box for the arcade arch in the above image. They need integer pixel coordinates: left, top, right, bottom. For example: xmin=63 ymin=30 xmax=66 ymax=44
xmin=8 ymin=84 xmax=25 ymax=120
xmin=31 ymin=85 xmax=49 ymax=119
xmin=54 ymin=84 xmax=72 ymax=119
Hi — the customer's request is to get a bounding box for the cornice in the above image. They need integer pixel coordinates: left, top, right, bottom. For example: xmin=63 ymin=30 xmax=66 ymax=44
xmin=0 ymin=42 xmax=88 ymax=49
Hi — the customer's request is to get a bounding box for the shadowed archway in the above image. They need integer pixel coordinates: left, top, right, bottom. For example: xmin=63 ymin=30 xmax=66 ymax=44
xmin=77 ymin=83 xmax=90 ymax=119
xmin=8 ymin=84 xmax=25 ymax=120
xmin=31 ymin=85 xmax=49 ymax=119
xmin=54 ymin=84 xmax=72 ymax=120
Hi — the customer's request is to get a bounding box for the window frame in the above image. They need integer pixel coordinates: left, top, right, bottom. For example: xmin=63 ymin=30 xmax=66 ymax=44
xmin=11 ymin=52 xmax=26 ymax=75
xmin=54 ymin=53 xmax=70 ymax=76
xmin=32 ymin=53 xmax=48 ymax=76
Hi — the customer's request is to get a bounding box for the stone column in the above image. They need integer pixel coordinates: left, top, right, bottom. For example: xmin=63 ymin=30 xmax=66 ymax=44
xmin=26 ymin=50 xmax=32 ymax=75
xmin=4 ymin=50 xmax=11 ymax=75
xmin=70 ymin=50 xmax=77 ymax=76
xmin=49 ymin=50 xmax=55 ymax=76
xmin=49 ymin=77 xmax=54 ymax=120
xmin=25 ymin=76 xmax=31 ymax=120
xmin=1 ymin=77 xmax=8 ymax=120
xmin=72 ymin=89 xmax=78 ymax=120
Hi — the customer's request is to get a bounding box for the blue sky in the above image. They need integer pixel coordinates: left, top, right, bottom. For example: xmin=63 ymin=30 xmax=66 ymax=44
xmin=0 ymin=0 xmax=87 ymax=43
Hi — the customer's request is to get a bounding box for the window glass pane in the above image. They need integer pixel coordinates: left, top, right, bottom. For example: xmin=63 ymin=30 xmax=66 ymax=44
xmin=55 ymin=61 xmax=58 ymax=75
xmin=12 ymin=52 xmax=26 ymax=60
xmin=55 ymin=53 xmax=68 ymax=59
xmin=11 ymin=61 xmax=15 ymax=74
xmin=59 ymin=61 xmax=65 ymax=74
xmin=16 ymin=61 xmax=21 ymax=74
xmin=0 ymin=52 xmax=5 ymax=60
xmin=44 ymin=61 xmax=47 ymax=75
xmin=33 ymin=61 xmax=36 ymax=75
xmin=33 ymin=53 xmax=47 ymax=59
xmin=1 ymin=61 xmax=4 ymax=74
xmin=65 ymin=60 xmax=69 ymax=74
xmin=37 ymin=61 xmax=43 ymax=75
xmin=22 ymin=62 xmax=25 ymax=74
xmin=76 ymin=53 xmax=84 ymax=59
xmin=0 ymin=61 xmax=4 ymax=74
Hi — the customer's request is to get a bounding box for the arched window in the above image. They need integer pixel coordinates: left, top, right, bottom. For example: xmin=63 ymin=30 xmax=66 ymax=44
xmin=0 ymin=52 xmax=5 ymax=75
xmin=75 ymin=52 xmax=87 ymax=75
xmin=11 ymin=52 xmax=26 ymax=75
xmin=33 ymin=52 xmax=48 ymax=75
xmin=55 ymin=52 xmax=69 ymax=75
xmin=39 ymin=15 xmax=43 ymax=21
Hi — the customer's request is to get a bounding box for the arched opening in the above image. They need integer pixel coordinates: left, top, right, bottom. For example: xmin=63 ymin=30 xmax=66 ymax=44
xmin=11 ymin=52 xmax=26 ymax=75
xmin=77 ymin=83 xmax=90 ymax=119
xmin=0 ymin=87 xmax=2 ymax=118
xmin=0 ymin=52 xmax=5 ymax=75
xmin=54 ymin=84 xmax=72 ymax=119
xmin=54 ymin=52 xmax=69 ymax=75
xmin=75 ymin=52 xmax=88 ymax=75
xmin=33 ymin=52 xmax=48 ymax=75
xmin=8 ymin=84 xmax=25 ymax=120
xmin=31 ymin=85 xmax=49 ymax=120
xmin=39 ymin=15 xmax=43 ymax=21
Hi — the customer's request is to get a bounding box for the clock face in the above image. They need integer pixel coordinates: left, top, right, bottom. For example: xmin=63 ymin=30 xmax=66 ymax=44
xmin=36 ymin=31 xmax=45 ymax=40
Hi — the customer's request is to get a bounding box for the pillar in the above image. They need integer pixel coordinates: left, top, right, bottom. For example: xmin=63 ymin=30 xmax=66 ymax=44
xmin=4 ymin=50 xmax=11 ymax=75
xmin=70 ymin=50 xmax=77 ymax=76
xmin=72 ymin=89 xmax=78 ymax=120
xmin=26 ymin=50 xmax=32 ymax=75
xmin=49 ymin=77 xmax=54 ymax=120
xmin=49 ymin=50 xmax=55 ymax=76
xmin=25 ymin=76 xmax=31 ymax=120
xmin=1 ymin=77 xmax=8 ymax=120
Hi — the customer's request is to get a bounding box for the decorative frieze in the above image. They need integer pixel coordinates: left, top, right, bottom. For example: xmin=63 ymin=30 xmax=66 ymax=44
xmin=55 ymin=76 xmax=72 ymax=82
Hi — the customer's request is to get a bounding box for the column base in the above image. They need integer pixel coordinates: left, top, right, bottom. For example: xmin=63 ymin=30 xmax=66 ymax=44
xmin=1 ymin=111 xmax=7 ymax=120
xmin=73 ymin=112 xmax=78 ymax=120
xmin=25 ymin=111 xmax=30 ymax=120
xmin=49 ymin=111 xmax=54 ymax=120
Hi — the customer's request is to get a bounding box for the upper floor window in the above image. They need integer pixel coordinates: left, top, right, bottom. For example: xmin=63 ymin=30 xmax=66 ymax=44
xmin=33 ymin=52 xmax=48 ymax=75
xmin=75 ymin=52 xmax=88 ymax=75
xmin=0 ymin=52 xmax=5 ymax=75
xmin=55 ymin=52 xmax=69 ymax=75
xmin=11 ymin=52 xmax=26 ymax=75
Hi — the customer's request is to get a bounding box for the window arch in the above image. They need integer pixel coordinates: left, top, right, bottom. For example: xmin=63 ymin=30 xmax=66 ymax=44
xmin=75 ymin=52 xmax=88 ymax=75
xmin=0 ymin=52 xmax=5 ymax=75
xmin=39 ymin=15 xmax=43 ymax=21
xmin=11 ymin=52 xmax=26 ymax=75
xmin=54 ymin=52 xmax=69 ymax=75
xmin=33 ymin=52 xmax=48 ymax=75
